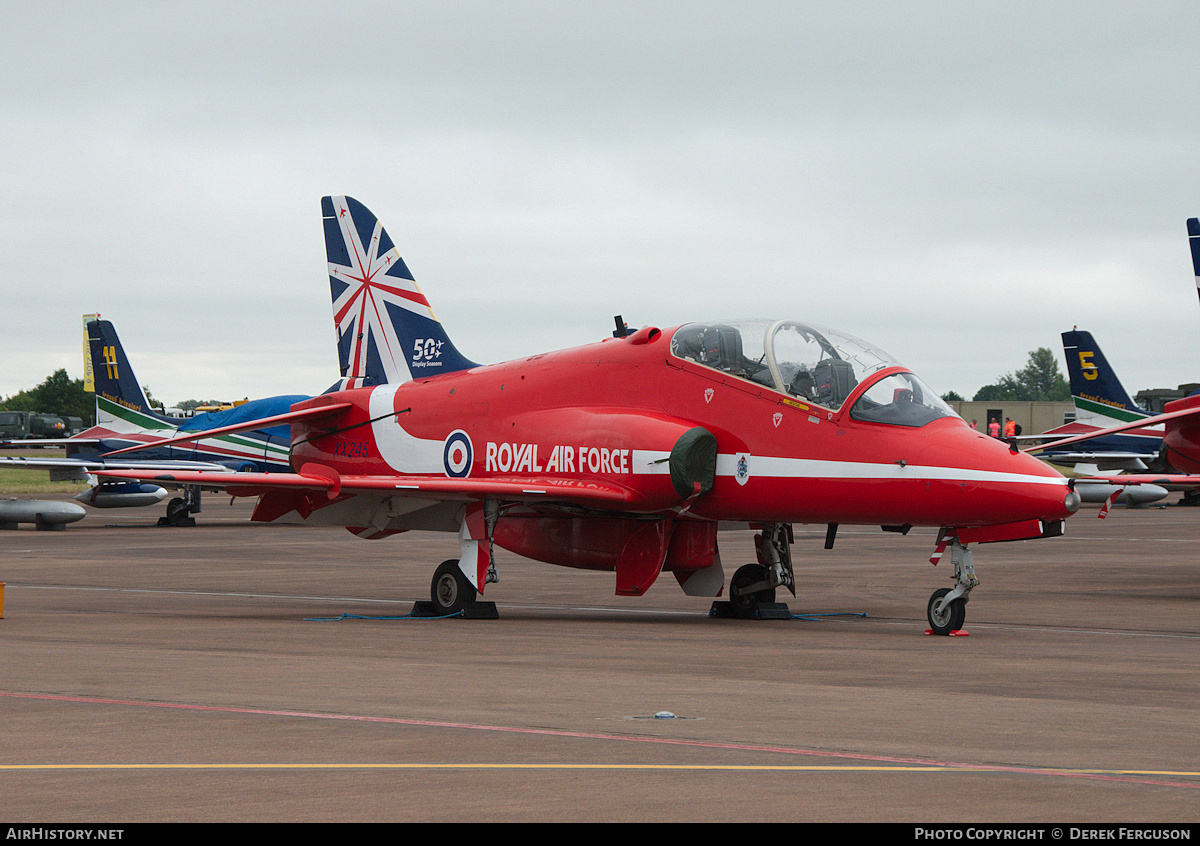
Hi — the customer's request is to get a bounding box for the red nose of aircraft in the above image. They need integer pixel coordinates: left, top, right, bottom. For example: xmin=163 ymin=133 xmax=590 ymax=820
xmin=913 ymin=422 xmax=1080 ymax=528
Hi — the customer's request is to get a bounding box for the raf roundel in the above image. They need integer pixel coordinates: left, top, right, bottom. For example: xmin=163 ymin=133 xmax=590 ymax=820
xmin=443 ymin=429 xmax=474 ymax=478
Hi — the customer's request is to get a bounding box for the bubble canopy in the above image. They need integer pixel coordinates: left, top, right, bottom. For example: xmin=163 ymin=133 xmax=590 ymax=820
xmin=669 ymin=319 xmax=958 ymax=427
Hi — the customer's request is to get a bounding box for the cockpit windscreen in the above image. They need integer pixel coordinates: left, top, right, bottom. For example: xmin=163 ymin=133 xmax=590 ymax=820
xmin=847 ymin=370 xmax=956 ymax=427
xmin=670 ymin=319 xmax=956 ymax=426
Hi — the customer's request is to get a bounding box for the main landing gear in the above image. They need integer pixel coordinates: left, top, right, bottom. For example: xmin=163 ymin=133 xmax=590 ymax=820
xmin=729 ymin=563 xmax=776 ymax=615
xmin=715 ymin=522 xmax=796 ymax=619
xmin=926 ymin=536 xmax=977 ymax=635
xmin=409 ymin=558 xmax=496 ymax=619
xmin=412 ymin=501 xmax=502 ymax=619
xmin=157 ymin=485 xmax=201 ymax=527
xmin=716 ymin=523 xmax=982 ymax=633
xmin=431 ymin=559 xmax=477 ymax=614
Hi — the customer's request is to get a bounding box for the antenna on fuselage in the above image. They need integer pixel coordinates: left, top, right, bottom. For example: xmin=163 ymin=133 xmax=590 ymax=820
xmin=613 ymin=315 xmax=629 ymax=338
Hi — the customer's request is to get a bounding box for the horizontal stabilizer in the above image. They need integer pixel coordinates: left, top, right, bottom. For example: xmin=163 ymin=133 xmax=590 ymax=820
xmin=1025 ymin=402 xmax=1200 ymax=455
xmin=100 ymin=402 xmax=353 ymax=458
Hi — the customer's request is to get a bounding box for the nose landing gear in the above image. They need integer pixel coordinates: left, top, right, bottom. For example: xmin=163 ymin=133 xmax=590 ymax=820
xmin=927 ymin=587 xmax=966 ymax=635
xmin=926 ymin=536 xmax=977 ymax=635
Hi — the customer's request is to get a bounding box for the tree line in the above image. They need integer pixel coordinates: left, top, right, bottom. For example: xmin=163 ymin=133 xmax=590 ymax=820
xmin=1 ymin=369 xmax=237 ymax=425
xmin=1 ymin=369 xmax=95 ymax=426
xmin=941 ymin=347 xmax=1071 ymax=404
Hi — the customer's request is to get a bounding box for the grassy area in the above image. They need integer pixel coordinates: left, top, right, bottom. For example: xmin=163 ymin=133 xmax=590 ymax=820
xmin=0 ymin=449 xmax=90 ymax=495
xmin=0 ymin=468 xmax=89 ymax=495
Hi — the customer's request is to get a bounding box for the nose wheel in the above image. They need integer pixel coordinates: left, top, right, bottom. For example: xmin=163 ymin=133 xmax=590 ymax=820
xmin=927 ymin=587 xmax=966 ymax=635
xmin=926 ymin=535 xmax=977 ymax=635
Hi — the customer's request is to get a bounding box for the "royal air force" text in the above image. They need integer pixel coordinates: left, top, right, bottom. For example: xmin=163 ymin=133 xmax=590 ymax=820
xmin=485 ymin=442 xmax=630 ymax=475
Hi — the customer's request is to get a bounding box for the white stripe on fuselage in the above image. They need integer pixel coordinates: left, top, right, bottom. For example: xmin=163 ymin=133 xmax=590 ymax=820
xmin=719 ymin=454 xmax=1064 ymax=486
xmin=632 ymin=449 xmax=1062 ymax=487
xmin=366 ymin=409 xmax=1062 ymax=488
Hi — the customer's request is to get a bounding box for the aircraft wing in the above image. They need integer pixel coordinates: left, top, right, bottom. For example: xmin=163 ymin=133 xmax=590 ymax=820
xmin=0 ymin=438 xmax=103 ymax=448
xmin=1032 ymin=450 xmax=1158 ymax=474
xmin=0 ymin=454 xmax=234 ymax=487
xmin=1075 ymin=473 xmax=1200 ymax=489
xmin=1032 ymin=451 xmax=1155 ymax=461
xmin=1063 ymin=472 xmax=1200 ymax=517
xmin=92 ymin=466 xmax=643 ymax=507
xmin=99 ymin=402 xmax=354 ymax=458
xmin=1023 ymin=403 xmax=1200 ymax=455
xmin=0 ymin=455 xmax=229 ymax=472
xmin=1034 ymin=450 xmax=1156 ymax=465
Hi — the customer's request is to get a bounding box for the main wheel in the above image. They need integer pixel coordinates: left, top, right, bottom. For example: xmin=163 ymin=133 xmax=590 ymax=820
xmin=927 ymin=587 xmax=966 ymax=635
xmin=165 ymin=497 xmax=189 ymax=523
xmin=729 ymin=564 xmax=775 ymax=616
xmin=431 ymin=559 xmax=477 ymax=614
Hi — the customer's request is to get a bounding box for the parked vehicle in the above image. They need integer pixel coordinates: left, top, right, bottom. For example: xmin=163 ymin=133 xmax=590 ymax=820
xmin=0 ymin=411 xmax=85 ymax=440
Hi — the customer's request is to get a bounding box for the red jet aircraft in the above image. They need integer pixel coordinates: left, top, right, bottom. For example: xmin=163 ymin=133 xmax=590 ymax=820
xmin=99 ymin=196 xmax=1081 ymax=634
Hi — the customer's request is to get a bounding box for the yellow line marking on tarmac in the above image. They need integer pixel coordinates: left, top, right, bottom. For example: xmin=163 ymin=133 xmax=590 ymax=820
xmin=0 ymin=763 xmax=1197 ymax=779
xmin=3 ymin=692 xmax=1198 ymax=787
xmin=0 ymin=763 xmax=949 ymax=772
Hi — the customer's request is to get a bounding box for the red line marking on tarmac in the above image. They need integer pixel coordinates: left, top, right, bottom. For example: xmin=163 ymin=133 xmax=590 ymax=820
xmin=2 ymin=690 xmax=1197 ymax=788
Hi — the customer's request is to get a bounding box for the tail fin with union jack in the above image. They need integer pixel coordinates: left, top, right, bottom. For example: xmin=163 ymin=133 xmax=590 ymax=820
xmin=322 ymin=195 xmax=477 ymax=388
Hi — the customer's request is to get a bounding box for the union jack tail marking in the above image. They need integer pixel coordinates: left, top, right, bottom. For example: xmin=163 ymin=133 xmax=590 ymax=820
xmin=323 ymin=196 xmax=477 ymax=388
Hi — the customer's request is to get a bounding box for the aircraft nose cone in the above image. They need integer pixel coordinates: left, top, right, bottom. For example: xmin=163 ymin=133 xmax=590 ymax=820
xmin=1005 ymin=447 xmax=1077 ymax=522
xmin=1007 ymin=444 xmax=1078 ymax=523
xmin=917 ymin=425 xmax=1078 ymax=526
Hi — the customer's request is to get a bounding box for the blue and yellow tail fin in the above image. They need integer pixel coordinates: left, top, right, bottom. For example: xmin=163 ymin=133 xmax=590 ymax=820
xmin=1061 ymin=329 xmax=1147 ymax=424
xmin=85 ymin=317 xmax=181 ymax=431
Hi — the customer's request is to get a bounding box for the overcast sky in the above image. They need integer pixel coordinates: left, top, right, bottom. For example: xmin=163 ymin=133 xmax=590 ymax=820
xmin=2 ymin=2 xmax=1197 ymax=409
